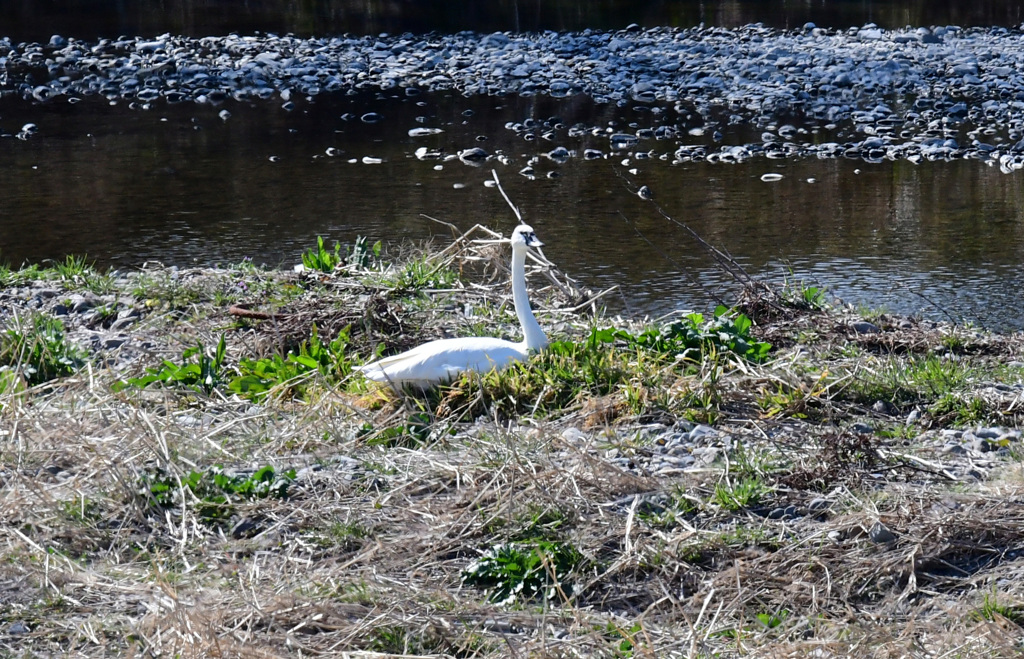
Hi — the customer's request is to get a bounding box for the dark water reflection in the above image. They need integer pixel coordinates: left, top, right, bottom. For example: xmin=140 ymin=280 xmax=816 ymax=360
xmin=4 ymin=0 xmax=1024 ymax=41
xmin=3 ymin=88 xmax=1024 ymax=329
xmin=4 ymin=1 xmax=1024 ymax=329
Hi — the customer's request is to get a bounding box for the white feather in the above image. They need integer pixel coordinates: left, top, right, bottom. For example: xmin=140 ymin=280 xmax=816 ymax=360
xmin=356 ymin=225 xmax=547 ymax=388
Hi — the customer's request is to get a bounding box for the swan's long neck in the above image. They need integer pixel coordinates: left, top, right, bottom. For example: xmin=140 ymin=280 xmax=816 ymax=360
xmin=511 ymin=245 xmax=547 ymax=351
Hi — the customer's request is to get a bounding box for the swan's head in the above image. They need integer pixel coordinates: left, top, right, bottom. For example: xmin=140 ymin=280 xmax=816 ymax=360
xmin=511 ymin=224 xmax=543 ymax=250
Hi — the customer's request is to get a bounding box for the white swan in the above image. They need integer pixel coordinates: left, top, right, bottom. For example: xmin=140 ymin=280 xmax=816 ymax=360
xmin=356 ymin=225 xmax=548 ymax=388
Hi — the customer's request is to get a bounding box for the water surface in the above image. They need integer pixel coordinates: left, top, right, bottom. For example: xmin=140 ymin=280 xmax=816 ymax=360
xmin=2 ymin=1 xmax=1024 ymax=329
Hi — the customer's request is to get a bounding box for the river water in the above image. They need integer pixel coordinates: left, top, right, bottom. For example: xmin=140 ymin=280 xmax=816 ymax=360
xmin=2 ymin=1 xmax=1024 ymax=328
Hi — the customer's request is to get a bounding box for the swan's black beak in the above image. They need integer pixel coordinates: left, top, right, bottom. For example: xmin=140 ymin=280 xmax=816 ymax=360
xmin=525 ymin=233 xmax=543 ymax=248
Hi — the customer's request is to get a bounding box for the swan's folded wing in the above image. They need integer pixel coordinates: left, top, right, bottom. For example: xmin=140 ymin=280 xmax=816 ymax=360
xmin=357 ymin=337 xmax=527 ymax=385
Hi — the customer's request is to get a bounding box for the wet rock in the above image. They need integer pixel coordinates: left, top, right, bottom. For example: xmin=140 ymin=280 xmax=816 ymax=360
xmin=546 ymin=146 xmax=570 ymax=162
xmin=408 ymin=127 xmax=443 ymax=137
xmin=458 ymin=147 xmax=489 ymax=163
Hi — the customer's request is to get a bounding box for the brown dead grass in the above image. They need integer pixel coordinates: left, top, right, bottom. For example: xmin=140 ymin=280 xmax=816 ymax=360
xmin=2 ymin=235 xmax=1024 ymax=658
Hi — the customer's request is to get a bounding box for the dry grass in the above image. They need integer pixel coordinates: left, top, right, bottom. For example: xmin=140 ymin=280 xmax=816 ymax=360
xmin=2 ymin=231 xmax=1024 ymax=658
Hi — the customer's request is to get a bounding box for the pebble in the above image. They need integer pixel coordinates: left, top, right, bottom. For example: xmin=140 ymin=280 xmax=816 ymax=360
xmin=851 ymin=320 xmax=881 ymax=334
xmin=100 ymin=335 xmax=128 ymax=350
xmin=869 ymin=521 xmax=897 ymax=544
xmin=689 ymin=424 xmax=716 ymax=442
xmin=970 ymin=438 xmax=995 ymax=453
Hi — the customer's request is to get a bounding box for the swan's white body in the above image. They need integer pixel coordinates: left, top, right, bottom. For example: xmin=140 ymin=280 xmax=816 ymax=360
xmin=356 ymin=225 xmax=548 ymax=388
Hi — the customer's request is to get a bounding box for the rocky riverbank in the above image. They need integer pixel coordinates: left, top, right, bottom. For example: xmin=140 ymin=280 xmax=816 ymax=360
xmin=8 ymin=24 xmax=1024 ymax=170
xmin=2 ymin=232 xmax=1023 ymax=657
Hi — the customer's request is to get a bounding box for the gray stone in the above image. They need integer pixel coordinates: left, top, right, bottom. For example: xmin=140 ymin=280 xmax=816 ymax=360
xmin=109 ymin=316 xmax=138 ymax=331
xmin=942 ymin=443 xmax=967 ymax=455
xmin=100 ymin=335 xmax=128 ymax=350
xmin=691 ymin=446 xmax=720 ymax=466
xmin=69 ymin=294 xmax=96 ymax=313
xmin=869 ymin=521 xmax=897 ymax=544
xmin=872 ymin=400 xmax=893 ymax=415
xmin=117 ymin=306 xmax=142 ymax=319
xmin=561 ymin=427 xmax=588 ymax=444
xmin=970 ymin=438 xmax=994 ymax=453
xmin=689 ymin=424 xmax=716 ymax=441
xmin=851 ymin=422 xmax=873 ymax=434
xmin=851 ymin=320 xmax=880 ymax=334
xmin=34 ymin=288 xmax=61 ymax=300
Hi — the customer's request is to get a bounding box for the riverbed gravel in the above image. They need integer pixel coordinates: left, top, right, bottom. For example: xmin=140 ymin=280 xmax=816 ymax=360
xmin=7 ymin=24 xmax=1024 ymax=168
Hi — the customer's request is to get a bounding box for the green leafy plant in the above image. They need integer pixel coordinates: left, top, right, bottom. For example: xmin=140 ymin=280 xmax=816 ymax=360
xmin=349 ymin=235 xmax=382 ymax=269
xmin=930 ymin=394 xmax=990 ymax=426
xmin=0 ymin=367 xmax=24 ymax=399
xmin=0 ymin=314 xmax=87 ymax=385
xmin=302 ymin=236 xmax=382 ymax=273
xmin=51 ymin=254 xmax=91 ymax=280
xmin=385 ymin=255 xmax=459 ymax=291
xmin=140 ymin=464 xmax=296 ymax=524
xmin=115 ymin=335 xmax=227 ymax=395
xmin=602 ymin=621 xmax=643 ymax=656
xmin=302 ymin=236 xmax=344 ymax=273
xmin=841 ymin=354 xmax=971 ymax=409
xmin=587 ymin=306 xmax=771 ymax=363
xmin=359 ymin=412 xmax=434 ymax=448
xmin=438 ymin=307 xmax=768 ymax=421
xmin=462 ymin=541 xmax=584 ymax=605
xmin=756 ymin=609 xmax=789 ymax=629
xmin=229 ymin=326 xmax=353 ymax=400
xmin=42 ymin=255 xmax=115 ymax=294
xmin=712 ymin=477 xmax=771 ymax=511
xmin=972 ymin=590 xmax=1024 ymax=625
